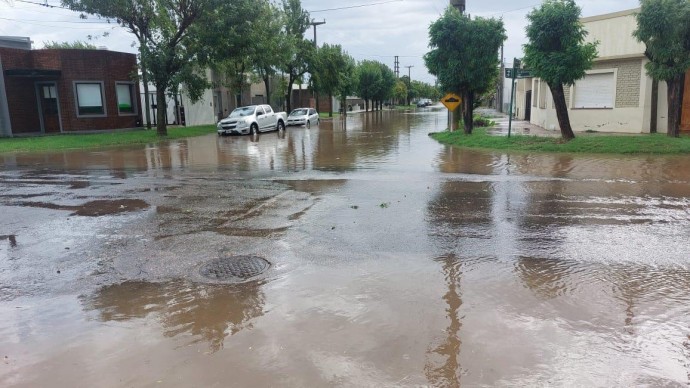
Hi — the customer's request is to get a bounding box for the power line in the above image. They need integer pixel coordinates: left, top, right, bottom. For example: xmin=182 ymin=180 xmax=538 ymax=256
xmin=308 ymin=0 xmax=403 ymax=14
xmin=14 ymin=0 xmax=71 ymax=10
xmin=0 ymin=16 xmax=116 ymax=30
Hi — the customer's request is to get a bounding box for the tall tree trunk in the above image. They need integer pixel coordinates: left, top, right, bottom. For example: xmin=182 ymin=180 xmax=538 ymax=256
xmin=463 ymin=91 xmax=474 ymax=134
xmin=156 ymin=86 xmax=167 ymax=136
xmin=329 ymin=93 xmax=333 ymax=117
xmin=142 ymin=70 xmax=152 ymax=129
xmin=650 ymin=78 xmax=658 ymax=134
xmin=365 ymin=99 xmax=369 ymax=112
xmin=549 ymin=83 xmax=575 ymax=140
xmin=667 ymin=73 xmax=685 ymax=138
xmin=285 ymin=75 xmax=295 ymax=113
xmin=263 ymin=76 xmax=271 ymax=107
xmin=341 ymin=96 xmax=347 ymax=118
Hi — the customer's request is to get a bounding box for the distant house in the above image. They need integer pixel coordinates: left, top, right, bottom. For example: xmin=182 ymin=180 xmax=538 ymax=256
xmin=516 ymin=9 xmax=690 ymax=134
xmin=0 ymin=36 xmax=142 ymax=137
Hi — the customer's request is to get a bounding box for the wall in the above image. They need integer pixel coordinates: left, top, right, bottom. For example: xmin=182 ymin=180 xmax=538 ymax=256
xmin=581 ymin=9 xmax=645 ymax=59
xmin=0 ymin=47 xmax=142 ymax=134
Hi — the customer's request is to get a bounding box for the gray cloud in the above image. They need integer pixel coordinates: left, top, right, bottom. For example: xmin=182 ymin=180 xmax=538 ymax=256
xmin=3 ymin=0 xmax=641 ymax=84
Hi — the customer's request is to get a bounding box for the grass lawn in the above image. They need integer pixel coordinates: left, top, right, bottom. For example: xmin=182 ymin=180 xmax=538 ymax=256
xmin=319 ymin=112 xmax=341 ymax=119
xmin=0 ymin=125 xmax=217 ymax=154
xmin=430 ymin=127 xmax=690 ymax=155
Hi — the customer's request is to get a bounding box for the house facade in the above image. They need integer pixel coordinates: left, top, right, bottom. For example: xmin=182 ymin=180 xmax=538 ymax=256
xmin=523 ymin=8 xmax=690 ymax=134
xmin=0 ymin=40 xmax=142 ymax=137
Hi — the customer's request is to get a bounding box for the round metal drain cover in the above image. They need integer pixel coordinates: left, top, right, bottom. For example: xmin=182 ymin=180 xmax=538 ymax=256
xmin=199 ymin=255 xmax=270 ymax=282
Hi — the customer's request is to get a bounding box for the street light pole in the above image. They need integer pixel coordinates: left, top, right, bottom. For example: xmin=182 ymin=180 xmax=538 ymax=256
xmin=405 ymin=65 xmax=413 ymax=105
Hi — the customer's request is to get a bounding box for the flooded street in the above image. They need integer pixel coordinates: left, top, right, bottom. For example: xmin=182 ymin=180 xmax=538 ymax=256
xmin=2 ymin=108 xmax=690 ymax=387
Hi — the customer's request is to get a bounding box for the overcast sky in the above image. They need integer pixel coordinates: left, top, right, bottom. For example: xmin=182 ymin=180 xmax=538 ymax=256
xmin=2 ymin=0 xmax=641 ymax=84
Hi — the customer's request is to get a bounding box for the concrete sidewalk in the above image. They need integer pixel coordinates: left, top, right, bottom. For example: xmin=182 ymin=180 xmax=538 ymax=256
xmin=476 ymin=108 xmax=561 ymax=137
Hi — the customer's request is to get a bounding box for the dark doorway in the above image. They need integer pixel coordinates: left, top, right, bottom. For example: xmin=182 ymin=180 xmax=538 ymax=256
xmin=525 ymin=90 xmax=532 ymax=122
xmin=37 ymin=82 xmax=61 ymax=133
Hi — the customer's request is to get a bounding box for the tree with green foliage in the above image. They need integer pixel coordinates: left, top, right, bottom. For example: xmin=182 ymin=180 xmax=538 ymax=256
xmin=425 ymin=7 xmax=505 ymax=134
xmin=634 ymin=0 xmax=690 ymax=138
xmin=356 ymin=60 xmax=382 ymax=112
xmin=373 ymin=62 xmax=396 ymax=110
xmin=62 ymin=0 xmax=251 ymax=136
xmin=280 ymin=0 xmax=313 ymax=113
xmin=43 ymin=41 xmax=98 ymax=49
xmin=312 ymin=44 xmax=353 ymax=117
xmin=393 ymin=80 xmax=408 ymax=105
xmin=523 ymin=0 xmax=598 ymax=140
xmin=250 ymin=1 xmax=286 ymax=108
xmin=336 ymin=53 xmax=356 ymax=117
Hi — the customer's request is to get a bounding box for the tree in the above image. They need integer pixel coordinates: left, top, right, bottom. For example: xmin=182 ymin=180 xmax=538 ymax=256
xmin=634 ymin=0 xmax=690 ymax=138
xmin=63 ymin=0 xmax=250 ymax=136
xmin=280 ymin=0 xmax=313 ymax=113
xmin=425 ymin=7 xmax=505 ymax=133
xmin=356 ymin=60 xmax=382 ymax=112
xmin=43 ymin=40 xmax=98 ymax=49
xmin=250 ymin=1 xmax=286 ymax=108
xmin=393 ymin=80 xmax=408 ymax=105
xmin=523 ymin=0 xmax=598 ymax=140
xmin=373 ymin=62 xmax=396 ymax=110
xmin=312 ymin=44 xmax=353 ymax=117
xmin=336 ymin=53 xmax=356 ymax=117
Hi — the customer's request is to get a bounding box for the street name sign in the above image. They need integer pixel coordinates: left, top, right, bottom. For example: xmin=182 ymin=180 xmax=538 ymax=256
xmin=505 ymin=68 xmax=533 ymax=79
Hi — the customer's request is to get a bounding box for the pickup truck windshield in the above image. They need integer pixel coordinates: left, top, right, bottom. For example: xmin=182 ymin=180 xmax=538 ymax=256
xmin=228 ymin=106 xmax=256 ymax=118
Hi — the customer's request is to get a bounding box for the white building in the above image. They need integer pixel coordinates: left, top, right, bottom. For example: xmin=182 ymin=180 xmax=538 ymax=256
xmin=523 ymin=8 xmax=690 ymax=134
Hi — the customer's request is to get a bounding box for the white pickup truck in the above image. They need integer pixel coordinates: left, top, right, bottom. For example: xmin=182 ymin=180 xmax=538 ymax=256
xmin=217 ymin=104 xmax=287 ymax=136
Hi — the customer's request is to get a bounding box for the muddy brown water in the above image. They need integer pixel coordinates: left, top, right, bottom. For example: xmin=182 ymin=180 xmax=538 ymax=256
xmin=2 ymin=109 xmax=690 ymax=386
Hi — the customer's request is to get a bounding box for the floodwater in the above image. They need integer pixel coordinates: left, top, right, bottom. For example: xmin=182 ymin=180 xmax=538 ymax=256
xmin=2 ymin=107 xmax=690 ymax=387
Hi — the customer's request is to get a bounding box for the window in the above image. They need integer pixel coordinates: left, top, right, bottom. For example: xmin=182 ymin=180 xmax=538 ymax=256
xmin=74 ymin=82 xmax=105 ymax=116
xmin=573 ymin=72 xmax=614 ymax=108
xmin=43 ymin=85 xmax=57 ymax=99
xmin=116 ymin=83 xmax=136 ymax=114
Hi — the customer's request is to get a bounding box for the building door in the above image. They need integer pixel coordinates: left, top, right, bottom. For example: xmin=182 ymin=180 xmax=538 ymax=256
xmin=525 ymin=90 xmax=532 ymax=121
xmin=681 ymin=70 xmax=690 ymax=131
xmin=37 ymin=83 xmax=60 ymax=133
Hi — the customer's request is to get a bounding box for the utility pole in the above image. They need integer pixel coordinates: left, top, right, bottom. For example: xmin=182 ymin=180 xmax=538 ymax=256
xmin=394 ymin=56 xmax=400 ymax=78
xmin=310 ymin=19 xmax=325 ymax=112
xmin=310 ymin=19 xmax=326 ymax=47
xmin=450 ymin=0 xmax=466 ymax=13
xmin=405 ymin=65 xmax=413 ymax=105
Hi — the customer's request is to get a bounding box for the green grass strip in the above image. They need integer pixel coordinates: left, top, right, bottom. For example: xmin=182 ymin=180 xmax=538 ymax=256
xmin=430 ymin=127 xmax=690 ymax=155
xmin=0 ymin=125 xmax=217 ymax=153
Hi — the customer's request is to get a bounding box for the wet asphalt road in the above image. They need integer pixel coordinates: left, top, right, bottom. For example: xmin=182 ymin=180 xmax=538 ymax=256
xmin=2 ymin=107 xmax=690 ymax=387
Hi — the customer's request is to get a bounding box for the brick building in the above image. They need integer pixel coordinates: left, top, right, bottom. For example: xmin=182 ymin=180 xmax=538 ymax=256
xmin=0 ymin=41 xmax=141 ymax=137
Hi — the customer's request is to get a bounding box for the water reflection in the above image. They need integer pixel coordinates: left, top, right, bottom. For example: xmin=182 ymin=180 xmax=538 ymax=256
xmin=83 ymin=280 xmax=265 ymax=353
xmin=425 ymin=254 xmax=464 ymax=387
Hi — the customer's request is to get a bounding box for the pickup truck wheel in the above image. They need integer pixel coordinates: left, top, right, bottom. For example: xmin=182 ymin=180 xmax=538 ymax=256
xmin=277 ymin=121 xmax=285 ymax=132
xmin=306 ymin=120 xmax=311 ymax=129
xmin=250 ymin=124 xmax=258 ymax=135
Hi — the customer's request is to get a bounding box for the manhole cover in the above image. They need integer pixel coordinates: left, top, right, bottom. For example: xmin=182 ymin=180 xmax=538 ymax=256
xmin=199 ymin=255 xmax=270 ymax=282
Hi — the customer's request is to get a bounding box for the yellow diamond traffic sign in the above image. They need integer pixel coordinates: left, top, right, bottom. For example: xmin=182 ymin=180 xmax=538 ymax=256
xmin=441 ymin=93 xmax=462 ymax=111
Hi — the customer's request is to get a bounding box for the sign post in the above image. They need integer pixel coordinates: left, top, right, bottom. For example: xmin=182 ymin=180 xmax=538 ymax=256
xmin=441 ymin=93 xmax=462 ymax=131
xmin=507 ymin=58 xmax=520 ymax=137
xmin=505 ymin=60 xmax=532 ymax=138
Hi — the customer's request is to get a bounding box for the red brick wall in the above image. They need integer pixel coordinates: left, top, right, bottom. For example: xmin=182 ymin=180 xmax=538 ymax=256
xmin=1 ymin=47 xmax=142 ymax=134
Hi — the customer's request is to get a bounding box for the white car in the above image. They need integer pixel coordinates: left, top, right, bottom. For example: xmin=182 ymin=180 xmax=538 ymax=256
xmin=287 ymin=108 xmax=320 ymax=128
xmin=217 ymin=105 xmax=287 ymax=136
